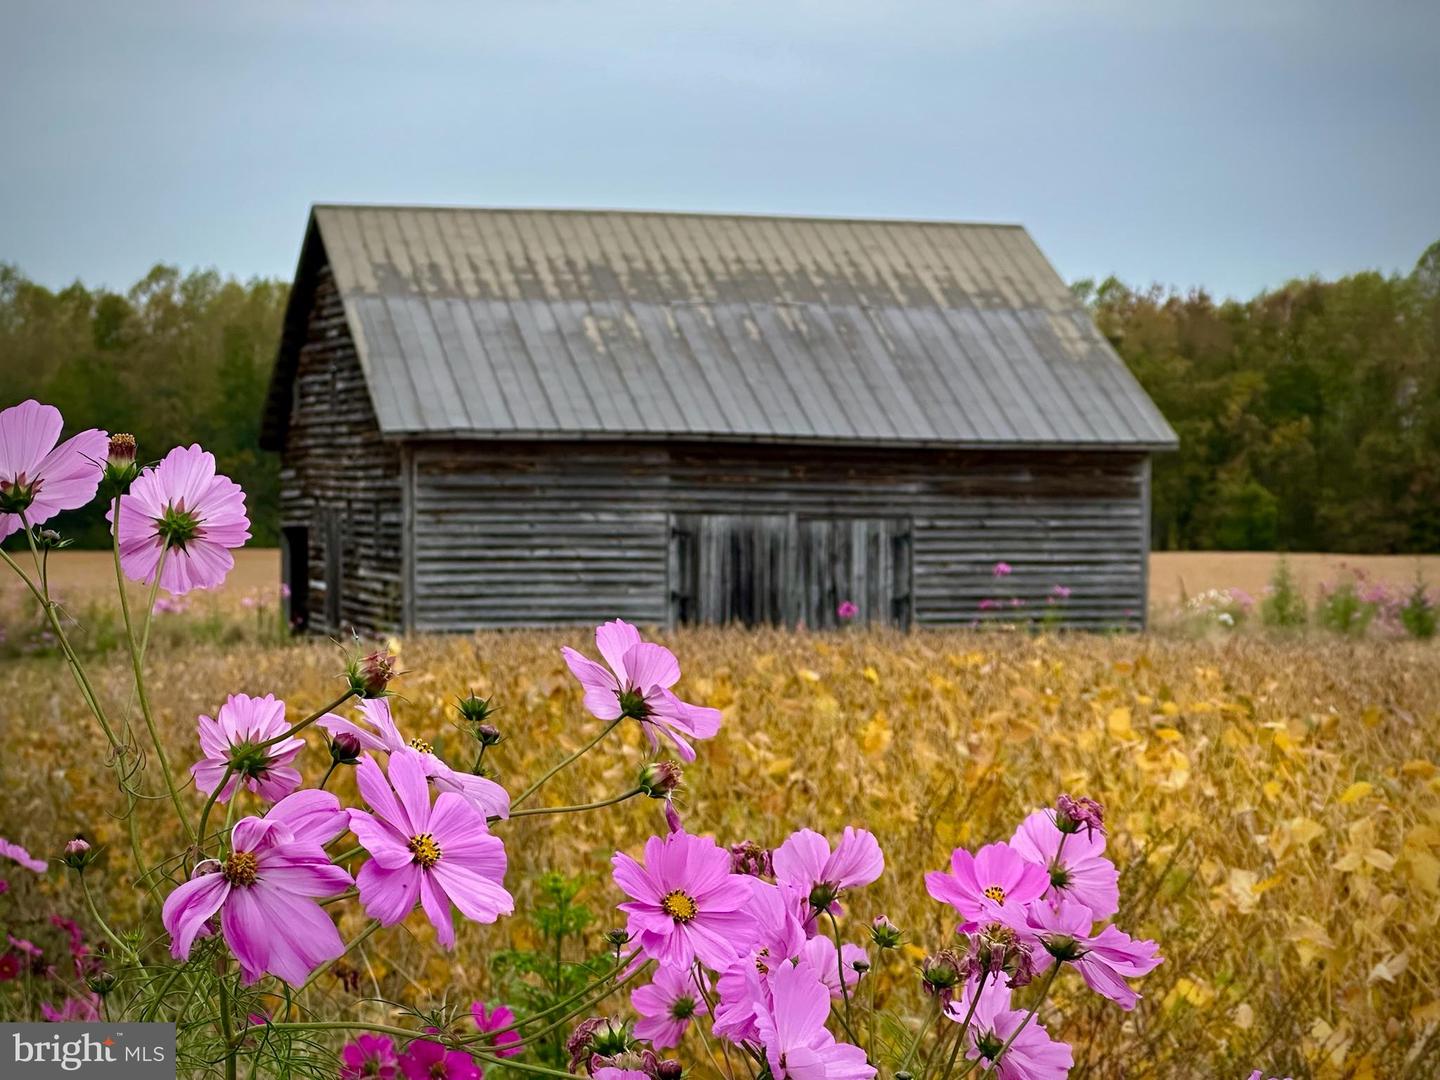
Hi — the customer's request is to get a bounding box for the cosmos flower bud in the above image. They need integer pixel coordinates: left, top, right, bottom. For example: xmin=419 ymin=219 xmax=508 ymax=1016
xmin=970 ymin=924 xmax=1037 ymax=988
xmin=61 ymin=837 xmax=95 ymax=871
xmin=1055 ymin=794 xmax=1105 ymax=837
xmin=103 ymin=433 xmax=139 ymax=492
xmin=652 ymin=1059 xmax=683 ymax=1080
xmin=329 ymin=732 xmax=363 ymax=765
xmin=475 ymin=722 xmax=502 ymax=746
xmin=1038 ymin=932 xmax=1084 ymax=963
xmin=35 ymin=528 xmax=70 ymax=549
xmin=920 ymin=950 xmax=965 ymax=999
xmin=808 ymin=881 xmax=840 ymax=912
xmin=457 ymin=692 xmax=498 ymax=727
xmin=347 ymin=650 xmax=398 ymax=698
xmin=567 ymin=1018 xmax=633 ymax=1073
xmin=728 ymin=840 xmax=772 ymax=878
xmin=637 ymin=760 xmax=683 ymax=798
xmin=86 ymin=969 xmax=117 ymax=996
xmin=603 ymin=927 xmax=633 ymax=950
xmin=870 ymin=914 xmax=902 ymax=950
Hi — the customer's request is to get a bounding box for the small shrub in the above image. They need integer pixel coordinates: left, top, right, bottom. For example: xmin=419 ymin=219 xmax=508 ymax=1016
xmin=1399 ymin=577 xmax=1438 ymax=639
xmin=1260 ymin=557 xmax=1307 ymax=628
xmin=1316 ymin=580 xmax=1377 ymax=636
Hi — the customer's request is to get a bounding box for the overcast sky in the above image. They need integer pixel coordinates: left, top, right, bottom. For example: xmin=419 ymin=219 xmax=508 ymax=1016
xmin=2 ymin=0 xmax=1436 ymax=298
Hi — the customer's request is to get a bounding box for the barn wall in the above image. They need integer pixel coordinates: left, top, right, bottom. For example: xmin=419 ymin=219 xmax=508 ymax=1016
xmin=278 ymin=265 xmax=403 ymax=634
xmin=408 ymin=441 xmax=1148 ymax=631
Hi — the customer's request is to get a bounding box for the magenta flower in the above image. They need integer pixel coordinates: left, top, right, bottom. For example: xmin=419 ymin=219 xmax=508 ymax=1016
xmin=836 ymin=600 xmax=859 ymax=620
xmin=562 ymin=620 xmax=722 ymax=761
xmin=925 ymin=842 xmax=1049 ymax=927
xmin=110 ymin=443 xmax=250 ymax=594
xmin=348 ymin=751 xmax=513 ymax=949
xmin=0 ymin=400 xmax=107 ymax=541
xmin=946 ymin=977 xmax=1072 ymax=1080
xmin=340 ymin=1033 xmax=400 ymax=1079
xmin=398 ymin=1039 xmax=480 ymax=1080
xmin=40 ymin=994 xmax=101 ymax=1023
xmin=1004 ymin=898 xmax=1162 ymax=1010
xmin=320 ymin=699 xmax=510 ymax=819
xmin=712 ymin=879 xmax=809 ymax=1044
xmin=993 ymin=561 xmax=1013 ymax=577
xmin=471 ymin=1001 xmax=521 ymax=1058
xmin=632 ymin=963 xmax=708 ymax=1049
xmin=612 ymin=830 xmax=756 ymax=970
xmin=1009 ymin=809 xmax=1119 ymax=920
xmin=755 ymin=960 xmax=875 ymax=1080
xmin=191 ymin=693 xmax=304 ymax=805
xmin=0 ymin=836 xmax=48 ymax=874
xmin=773 ymin=827 xmax=884 ymax=922
xmin=160 ymin=813 xmax=352 ymax=987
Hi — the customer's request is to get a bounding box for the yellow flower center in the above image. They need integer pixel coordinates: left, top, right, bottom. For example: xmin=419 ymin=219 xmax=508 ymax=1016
xmin=983 ymin=885 xmax=1007 ymax=904
xmin=408 ymin=737 xmax=434 ymax=754
xmin=222 ymin=851 xmax=259 ymax=886
xmin=408 ymin=833 xmax=443 ymax=867
xmin=661 ymin=889 xmax=699 ymax=923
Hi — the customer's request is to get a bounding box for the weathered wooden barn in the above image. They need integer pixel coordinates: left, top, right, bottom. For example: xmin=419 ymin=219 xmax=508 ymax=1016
xmin=260 ymin=205 xmax=1177 ymax=634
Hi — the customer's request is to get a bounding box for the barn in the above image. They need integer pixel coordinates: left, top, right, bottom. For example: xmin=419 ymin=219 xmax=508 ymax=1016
xmin=259 ymin=205 xmax=1177 ymax=635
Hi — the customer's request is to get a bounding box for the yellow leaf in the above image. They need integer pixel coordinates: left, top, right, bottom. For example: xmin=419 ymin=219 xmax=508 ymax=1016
xmin=1404 ymin=850 xmax=1440 ymax=894
xmin=1160 ymin=701 xmax=1181 ymax=717
xmin=1154 ymin=727 xmax=1182 ymax=742
xmin=862 ymin=666 xmax=880 ymax=685
xmin=797 ymin=668 xmax=821 ymax=683
xmin=1361 ymin=705 xmax=1383 ymax=727
xmin=1107 ymin=707 xmax=1134 ymax=740
xmin=765 ymin=756 xmax=793 ymax=777
xmin=1402 ymin=759 xmax=1437 ymax=779
xmin=859 ymin=713 xmax=892 ymax=757
xmin=1262 ymin=780 xmax=1283 ymax=801
xmin=1339 ymin=781 xmax=1374 ymax=805
xmin=1290 ymin=817 xmax=1325 ymax=846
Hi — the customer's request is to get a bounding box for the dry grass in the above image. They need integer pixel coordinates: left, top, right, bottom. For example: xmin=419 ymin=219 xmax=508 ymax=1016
xmin=5 ymin=624 xmax=1439 ymax=1078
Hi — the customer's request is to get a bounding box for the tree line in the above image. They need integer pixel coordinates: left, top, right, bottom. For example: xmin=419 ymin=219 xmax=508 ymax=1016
xmin=2 ymin=245 xmax=1437 ymax=553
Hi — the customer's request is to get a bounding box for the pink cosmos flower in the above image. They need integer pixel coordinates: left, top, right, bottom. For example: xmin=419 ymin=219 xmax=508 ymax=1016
xmin=471 ymin=1001 xmax=521 ymax=1058
xmin=320 ymin=699 xmax=510 ymax=819
xmin=160 ymin=808 xmax=353 ymax=987
xmin=0 ymin=400 xmax=107 ymax=541
xmin=925 ymin=842 xmax=1049 ymax=927
xmin=191 ymin=693 xmax=304 ymax=806
xmin=800 ymin=936 xmax=868 ymax=999
xmin=110 ymin=443 xmax=250 ymax=594
xmin=7 ymin=935 xmax=41 ymax=958
xmin=0 ymin=837 xmax=48 ymax=873
xmin=562 ymin=620 xmax=722 ymax=761
xmin=946 ymin=977 xmax=1072 ymax=1080
xmin=631 ymin=963 xmax=709 ymax=1049
xmin=40 ymin=994 xmax=102 ymax=1022
xmin=993 ymin=562 xmax=1013 ymax=577
xmin=1009 ymin=810 xmax=1120 ymax=920
xmin=612 ymin=830 xmax=757 ymax=971
xmin=340 ymin=1033 xmax=400 ymax=1079
xmin=773 ymin=827 xmax=884 ymax=925
xmin=348 ymin=751 xmax=514 ymax=949
xmin=712 ymin=879 xmax=809 ymax=1044
xmin=1002 ymin=897 xmax=1162 ymax=1010
xmin=836 ymin=601 xmax=859 ymax=620
xmin=755 ymin=960 xmax=875 ymax=1080
xmin=398 ymin=1039 xmax=480 ymax=1080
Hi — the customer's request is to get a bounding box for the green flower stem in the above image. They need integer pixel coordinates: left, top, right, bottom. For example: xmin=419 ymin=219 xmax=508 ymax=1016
xmin=317 ymin=761 xmax=340 ymax=791
xmin=218 ymin=972 xmax=238 ymax=1080
xmin=473 ymin=955 xmax=630 ymax=1041
xmin=967 ymin=964 xmax=1059 ymax=1078
xmin=473 ymin=958 xmax=653 ymax=1051
xmin=255 ymin=691 xmax=357 ymax=751
xmin=826 ymin=910 xmax=862 ymax=1048
xmin=195 ymin=765 xmax=236 ymax=854
xmin=319 ymin=888 xmax=359 ymax=907
xmin=898 ymin=996 xmax=943 ymax=1074
xmin=499 ymin=787 xmax=643 ymax=823
xmin=511 ymin=717 xmax=622 ymax=809
xmin=112 ymin=529 xmax=194 ymax=840
xmin=935 ymin=971 xmax=989 ymax=1080
xmin=79 ymin=873 xmax=139 ymax=965
xmin=329 ymin=845 xmax=363 ymax=864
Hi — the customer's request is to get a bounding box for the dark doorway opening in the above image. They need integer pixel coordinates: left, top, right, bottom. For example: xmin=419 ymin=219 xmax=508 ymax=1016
xmin=281 ymin=526 xmax=309 ymax=632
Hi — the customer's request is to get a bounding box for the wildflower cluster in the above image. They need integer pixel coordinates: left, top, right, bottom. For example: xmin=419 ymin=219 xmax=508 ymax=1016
xmin=0 ymin=397 xmax=1165 ymax=1079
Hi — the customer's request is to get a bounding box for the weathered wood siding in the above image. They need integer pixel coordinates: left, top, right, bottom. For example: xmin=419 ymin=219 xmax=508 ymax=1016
xmin=278 ymin=266 xmax=403 ymax=634
xmin=407 ymin=442 xmax=1148 ymax=631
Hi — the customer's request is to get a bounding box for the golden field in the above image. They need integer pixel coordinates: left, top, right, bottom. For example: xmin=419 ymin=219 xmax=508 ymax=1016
xmin=4 ymin=614 xmax=1440 ymax=1077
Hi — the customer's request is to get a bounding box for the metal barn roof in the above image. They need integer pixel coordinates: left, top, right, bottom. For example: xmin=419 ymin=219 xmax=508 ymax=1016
xmin=264 ymin=205 xmax=1178 ymax=450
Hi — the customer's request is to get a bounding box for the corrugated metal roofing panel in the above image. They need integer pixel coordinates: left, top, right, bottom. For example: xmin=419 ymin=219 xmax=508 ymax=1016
xmin=302 ymin=205 xmax=1177 ymax=449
